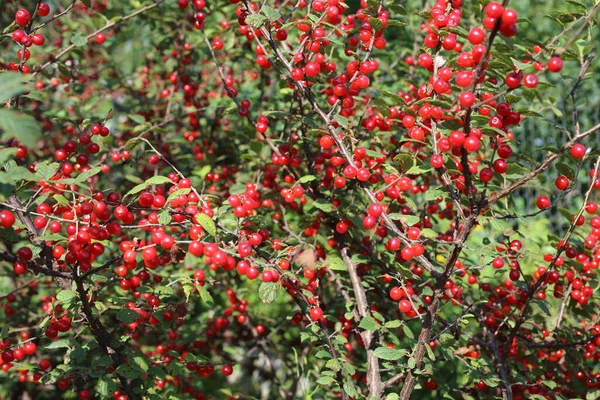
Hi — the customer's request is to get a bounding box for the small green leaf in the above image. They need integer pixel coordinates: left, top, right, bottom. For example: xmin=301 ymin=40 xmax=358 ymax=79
xmin=373 ymin=347 xmax=408 ymax=361
xmin=245 ymin=14 xmax=267 ymax=28
xmin=425 ymin=189 xmax=445 ymax=201
xmin=194 ymin=213 xmax=216 ymax=237
xmin=298 ymin=175 xmax=317 ymax=184
xmin=333 ymin=114 xmax=349 ymax=129
xmin=197 ymin=284 xmax=214 ymax=304
xmin=116 ymin=308 xmax=140 ymax=323
xmin=324 ymin=255 xmax=346 ymax=271
xmin=145 ymin=176 xmax=172 ymax=185
xmin=258 ymin=281 xmax=280 ymax=304
xmin=0 ymin=109 xmax=42 ymax=147
xmin=45 ymin=339 xmax=70 ymax=349
xmin=556 ymin=162 xmax=575 ymax=180
xmin=71 ymin=35 xmax=87 ymax=47
xmin=56 ymin=290 xmax=77 ymax=305
xmin=359 ymin=316 xmax=379 ymax=331
xmin=158 ymin=210 xmax=172 ymax=225
xmin=262 ymin=6 xmax=281 ymax=21
xmin=0 ymin=72 xmax=32 ymax=102
xmin=384 ymin=320 xmax=401 ymax=329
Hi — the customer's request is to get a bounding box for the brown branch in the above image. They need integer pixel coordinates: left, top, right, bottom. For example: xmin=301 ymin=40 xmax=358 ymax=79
xmin=341 ymin=247 xmax=383 ymax=399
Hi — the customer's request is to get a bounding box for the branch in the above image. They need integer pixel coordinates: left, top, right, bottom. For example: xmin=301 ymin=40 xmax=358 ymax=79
xmin=341 ymin=247 xmax=383 ymax=399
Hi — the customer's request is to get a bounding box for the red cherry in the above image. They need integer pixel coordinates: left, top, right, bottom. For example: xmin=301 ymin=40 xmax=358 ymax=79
xmin=547 ymin=57 xmax=563 ymax=73
xmin=571 ymin=144 xmax=586 ymax=159
xmin=15 ymin=9 xmax=31 ymax=27
xmin=309 ymin=307 xmax=323 ymax=321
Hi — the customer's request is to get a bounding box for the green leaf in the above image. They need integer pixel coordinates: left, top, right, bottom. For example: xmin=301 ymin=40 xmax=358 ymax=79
xmin=97 ymin=377 xmax=117 ymax=397
xmin=56 ymin=290 xmax=77 ymax=305
xmin=116 ymin=308 xmax=140 ymax=323
xmin=258 ymin=281 xmax=280 ymax=304
xmin=126 ymin=183 xmax=148 ymax=196
xmin=158 ymin=211 xmax=172 ymax=225
xmin=262 ymin=6 xmax=281 ymax=21
xmin=197 ymin=284 xmax=214 ymax=304
xmin=181 ymin=278 xmax=194 ymax=302
xmin=0 ymin=109 xmax=42 ymax=147
xmin=80 ymin=0 xmax=92 ymax=8
xmin=373 ymin=347 xmax=408 ymax=361
xmin=556 ymin=162 xmax=575 ymax=180
xmin=71 ymin=35 xmax=87 ymax=47
xmin=384 ymin=320 xmax=401 ymax=329
xmin=359 ymin=316 xmax=379 ymax=331
xmin=369 ymin=18 xmax=383 ymax=32
xmin=425 ymin=189 xmax=445 ymax=201
xmin=394 ymin=154 xmax=415 ymax=171
xmin=116 ymin=364 xmax=142 ymax=379
xmin=146 ymin=176 xmax=172 ymax=185
xmin=0 ymin=73 xmax=32 ymax=102
xmin=45 ymin=339 xmax=70 ymax=349
xmin=343 ymin=381 xmax=359 ymax=397
xmin=298 ymin=175 xmax=317 ymax=184
xmin=194 ymin=213 xmax=216 ymax=237
xmin=131 ymin=354 xmax=149 ymax=372
xmin=324 ymin=255 xmax=346 ymax=271
xmin=311 ymin=198 xmax=334 ymax=212
xmin=333 ymin=114 xmax=349 ymax=129
xmin=245 ymin=14 xmax=267 ymax=28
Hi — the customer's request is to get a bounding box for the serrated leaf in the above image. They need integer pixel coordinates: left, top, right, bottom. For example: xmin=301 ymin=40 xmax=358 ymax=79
xmin=384 ymin=320 xmax=401 ymax=329
xmin=124 ymin=137 xmax=143 ymax=150
xmin=373 ymin=347 xmax=408 ymax=361
xmin=116 ymin=308 xmax=140 ymax=323
xmin=245 ymin=14 xmax=267 ymax=28
xmin=56 ymin=290 xmax=77 ymax=305
xmin=258 ymin=281 xmax=280 ymax=304
xmin=131 ymin=355 xmax=149 ymax=372
xmin=0 ymin=73 xmax=32 ymax=102
xmin=262 ymin=6 xmax=281 ymax=21
xmin=116 ymin=364 xmax=141 ymax=379
xmin=333 ymin=114 xmax=349 ymax=129
xmin=0 ymin=109 xmax=42 ymax=147
xmin=556 ymin=162 xmax=575 ymax=180
xmin=425 ymin=189 xmax=445 ymax=201
xmin=196 ymin=284 xmax=214 ymax=304
xmin=298 ymin=175 xmax=317 ymax=184
xmin=71 ymin=35 xmax=87 ymax=47
xmin=311 ymin=198 xmax=334 ymax=212
xmin=97 ymin=377 xmax=117 ymax=396
xmin=146 ymin=176 xmax=172 ymax=185
xmin=45 ymin=339 xmax=70 ymax=349
xmin=343 ymin=381 xmax=359 ymax=397
xmin=369 ymin=18 xmax=383 ymax=32
xmin=359 ymin=316 xmax=379 ymax=331
xmin=194 ymin=213 xmax=216 ymax=237
xmin=158 ymin=211 xmax=172 ymax=225
xmin=324 ymin=255 xmax=346 ymax=271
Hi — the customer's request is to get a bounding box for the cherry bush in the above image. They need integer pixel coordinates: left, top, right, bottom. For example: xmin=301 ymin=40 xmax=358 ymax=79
xmin=0 ymin=0 xmax=599 ymax=399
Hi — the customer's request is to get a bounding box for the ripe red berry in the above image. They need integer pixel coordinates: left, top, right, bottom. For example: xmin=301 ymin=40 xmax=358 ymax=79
xmin=571 ymin=144 xmax=586 ymax=159
xmin=309 ymin=307 xmax=323 ymax=321
xmin=38 ymin=3 xmax=50 ymax=17
xmin=555 ymin=176 xmax=569 ymax=191
xmin=547 ymin=57 xmax=563 ymax=73
xmin=15 ymin=9 xmax=31 ymax=27
xmin=536 ymin=196 xmax=551 ymax=210
xmin=468 ymin=28 xmax=486 ymax=45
